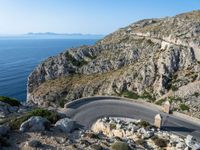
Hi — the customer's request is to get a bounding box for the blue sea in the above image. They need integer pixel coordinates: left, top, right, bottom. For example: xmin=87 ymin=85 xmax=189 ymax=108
xmin=0 ymin=38 xmax=98 ymax=101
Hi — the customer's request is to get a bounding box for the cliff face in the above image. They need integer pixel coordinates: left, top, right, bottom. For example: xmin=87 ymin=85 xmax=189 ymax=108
xmin=27 ymin=11 xmax=200 ymax=117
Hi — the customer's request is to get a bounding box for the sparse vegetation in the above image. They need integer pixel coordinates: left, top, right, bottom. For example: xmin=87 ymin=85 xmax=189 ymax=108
xmin=179 ymin=104 xmax=189 ymax=111
xmin=65 ymin=51 xmax=88 ymax=67
xmin=171 ymin=85 xmax=179 ymax=91
xmin=193 ymin=92 xmax=200 ymax=98
xmin=152 ymin=136 xmax=168 ymax=148
xmin=9 ymin=108 xmax=59 ymax=130
xmin=138 ymin=120 xmax=150 ymax=128
xmin=140 ymin=91 xmax=156 ymax=102
xmin=121 ymin=90 xmax=140 ymax=99
xmin=110 ymin=141 xmax=131 ymax=150
xmin=0 ymin=96 xmax=21 ymax=107
xmin=168 ymin=97 xmax=182 ymax=103
xmin=155 ymin=99 xmax=166 ymax=105
xmin=110 ymin=123 xmax=117 ymax=130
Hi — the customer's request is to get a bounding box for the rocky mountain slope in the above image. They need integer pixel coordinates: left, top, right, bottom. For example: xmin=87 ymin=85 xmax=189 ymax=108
xmin=27 ymin=10 xmax=200 ymax=117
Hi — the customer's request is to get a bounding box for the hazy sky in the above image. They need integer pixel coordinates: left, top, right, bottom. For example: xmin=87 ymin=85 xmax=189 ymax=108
xmin=0 ymin=0 xmax=199 ymax=35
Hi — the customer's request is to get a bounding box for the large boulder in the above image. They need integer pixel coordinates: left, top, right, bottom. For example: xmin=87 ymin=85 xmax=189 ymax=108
xmin=0 ymin=101 xmax=19 ymax=117
xmin=20 ymin=116 xmax=51 ymax=132
xmin=55 ymin=118 xmax=75 ymax=133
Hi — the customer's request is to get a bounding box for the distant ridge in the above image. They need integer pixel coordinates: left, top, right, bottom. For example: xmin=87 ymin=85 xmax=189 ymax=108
xmin=26 ymin=32 xmax=105 ymax=39
xmin=0 ymin=33 xmax=105 ymax=39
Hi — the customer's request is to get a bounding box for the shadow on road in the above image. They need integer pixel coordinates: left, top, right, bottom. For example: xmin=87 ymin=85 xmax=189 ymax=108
xmin=162 ymin=126 xmax=195 ymax=133
xmin=66 ymin=96 xmax=121 ymax=109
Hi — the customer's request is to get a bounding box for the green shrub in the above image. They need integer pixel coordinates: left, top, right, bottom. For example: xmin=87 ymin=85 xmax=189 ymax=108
xmin=171 ymin=85 xmax=178 ymax=91
xmin=29 ymin=108 xmax=59 ymax=123
xmin=168 ymin=97 xmax=182 ymax=103
xmin=0 ymin=96 xmax=21 ymax=107
xmin=9 ymin=114 xmax=30 ymax=130
xmin=122 ymin=90 xmax=140 ymax=99
xmin=110 ymin=123 xmax=116 ymax=130
xmin=153 ymin=138 xmax=168 ymax=147
xmin=140 ymin=91 xmax=156 ymax=101
xmin=110 ymin=141 xmax=131 ymax=150
xmin=155 ymin=99 xmax=165 ymax=105
xmin=179 ymin=104 xmax=189 ymax=111
xmin=9 ymin=108 xmax=59 ymax=130
xmin=138 ymin=120 xmax=150 ymax=128
xmin=193 ymin=92 xmax=200 ymax=98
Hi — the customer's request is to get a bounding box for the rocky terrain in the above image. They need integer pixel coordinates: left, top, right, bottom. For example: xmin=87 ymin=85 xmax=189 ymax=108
xmin=27 ymin=10 xmax=200 ymax=118
xmin=1 ymin=97 xmax=199 ymax=150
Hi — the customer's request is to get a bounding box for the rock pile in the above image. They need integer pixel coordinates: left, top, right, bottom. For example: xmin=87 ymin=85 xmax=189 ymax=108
xmin=92 ymin=117 xmax=200 ymax=150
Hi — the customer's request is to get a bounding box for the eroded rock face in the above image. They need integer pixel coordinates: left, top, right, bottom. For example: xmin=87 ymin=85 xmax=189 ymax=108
xmin=27 ymin=11 xmax=200 ymax=114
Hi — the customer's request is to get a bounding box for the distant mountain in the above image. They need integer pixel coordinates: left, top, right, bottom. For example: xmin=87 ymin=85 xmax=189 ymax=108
xmin=26 ymin=32 xmax=105 ymax=39
xmin=0 ymin=33 xmax=104 ymax=39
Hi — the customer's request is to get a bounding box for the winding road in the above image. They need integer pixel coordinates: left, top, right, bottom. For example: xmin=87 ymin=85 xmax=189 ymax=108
xmin=65 ymin=96 xmax=200 ymax=141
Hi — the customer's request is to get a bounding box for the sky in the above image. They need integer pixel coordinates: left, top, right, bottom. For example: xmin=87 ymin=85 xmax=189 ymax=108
xmin=0 ymin=0 xmax=199 ymax=35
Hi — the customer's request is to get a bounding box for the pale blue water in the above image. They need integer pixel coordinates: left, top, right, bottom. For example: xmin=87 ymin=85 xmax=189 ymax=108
xmin=0 ymin=39 xmax=98 ymax=101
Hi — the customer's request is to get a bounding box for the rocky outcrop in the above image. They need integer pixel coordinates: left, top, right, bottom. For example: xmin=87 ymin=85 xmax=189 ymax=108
xmin=55 ymin=118 xmax=75 ymax=133
xmin=27 ymin=11 xmax=200 ymax=117
xmin=92 ymin=117 xmax=200 ymax=150
xmin=20 ymin=116 xmax=51 ymax=132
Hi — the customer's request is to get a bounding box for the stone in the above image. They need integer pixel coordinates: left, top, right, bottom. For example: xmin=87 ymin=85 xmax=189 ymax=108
xmin=163 ymin=101 xmax=171 ymax=114
xmin=27 ymin=140 xmax=42 ymax=148
xmin=142 ymin=130 xmax=154 ymax=139
xmin=55 ymin=118 xmax=75 ymax=133
xmin=154 ymin=114 xmax=162 ymax=128
xmin=176 ymin=141 xmax=185 ymax=149
xmin=20 ymin=116 xmax=51 ymax=132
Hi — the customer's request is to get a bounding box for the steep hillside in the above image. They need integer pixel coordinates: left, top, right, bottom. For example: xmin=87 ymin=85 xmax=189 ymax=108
xmin=27 ymin=11 xmax=200 ymax=118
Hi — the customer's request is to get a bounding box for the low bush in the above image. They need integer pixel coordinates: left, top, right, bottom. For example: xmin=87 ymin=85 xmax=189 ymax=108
xmin=179 ymin=104 xmax=189 ymax=111
xmin=9 ymin=108 xmax=59 ymax=130
xmin=138 ymin=120 xmax=150 ymax=128
xmin=122 ymin=90 xmax=140 ymax=99
xmin=110 ymin=123 xmax=117 ymax=130
xmin=153 ymin=138 xmax=168 ymax=147
xmin=193 ymin=92 xmax=200 ymax=98
xmin=155 ymin=99 xmax=165 ymax=105
xmin=0 ymin=96 xmax=21 ymax=107
xmin=110 ymin=141 xmax=131 ymax=150
xmin=140 ymin=91 xmax=156 ymax=101
xmin=171 ymin=85 xmax=179 ymax=91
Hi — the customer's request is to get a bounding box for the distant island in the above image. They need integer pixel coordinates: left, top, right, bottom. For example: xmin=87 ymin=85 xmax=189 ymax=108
xmin=0 ymin=32 xmax=105 ymax=39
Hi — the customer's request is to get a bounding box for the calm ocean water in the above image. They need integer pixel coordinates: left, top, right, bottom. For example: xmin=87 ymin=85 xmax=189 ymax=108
xmin=0 ymin=38 xmax=98 ymax=101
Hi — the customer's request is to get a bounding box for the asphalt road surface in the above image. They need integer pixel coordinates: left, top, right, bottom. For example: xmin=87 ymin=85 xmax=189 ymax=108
xmin=65 ymin=96 xmax=200 ymax=141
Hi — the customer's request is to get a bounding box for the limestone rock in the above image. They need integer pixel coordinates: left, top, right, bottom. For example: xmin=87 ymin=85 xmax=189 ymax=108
xmin=55 ymin=118 xmax=75 ymax=133
xmin=20 ymin=116 xmax=51 ymax=132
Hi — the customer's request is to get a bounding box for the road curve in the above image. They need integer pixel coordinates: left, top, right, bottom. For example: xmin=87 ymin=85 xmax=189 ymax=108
xmin=65 ymin=96 xmax=200 ymax=141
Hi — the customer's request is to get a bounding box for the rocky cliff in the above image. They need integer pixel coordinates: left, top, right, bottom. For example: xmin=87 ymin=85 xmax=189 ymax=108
xmin=27 ymin=10 xmax=200 ymax=117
